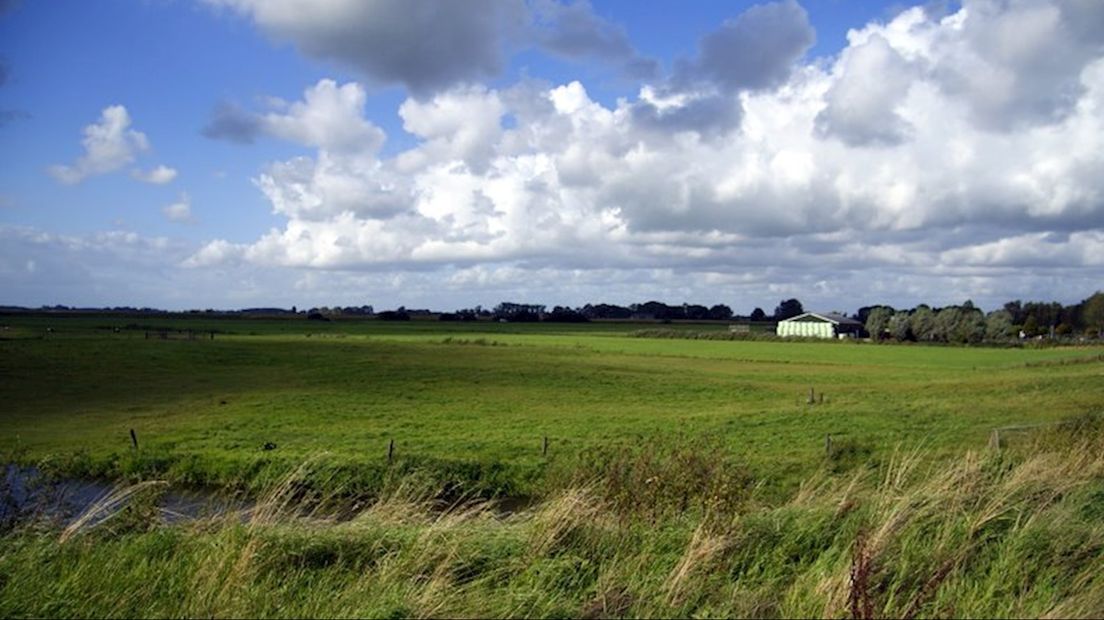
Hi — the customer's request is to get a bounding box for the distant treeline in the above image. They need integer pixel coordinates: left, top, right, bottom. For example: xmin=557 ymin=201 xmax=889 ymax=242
xmin=857 ymin=293 xmax=1104 ymax=343
xmin=5 ymin=292 xmax=1102 ymax=339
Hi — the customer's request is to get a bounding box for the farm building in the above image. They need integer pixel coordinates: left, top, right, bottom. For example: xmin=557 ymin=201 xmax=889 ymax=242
xmin=776 ymin=312 xmax=864 ymax=339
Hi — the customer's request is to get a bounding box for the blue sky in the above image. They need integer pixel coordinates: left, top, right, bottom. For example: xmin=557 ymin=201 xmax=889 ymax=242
xmin=1 ymin=0 xmax=1102 ymax=313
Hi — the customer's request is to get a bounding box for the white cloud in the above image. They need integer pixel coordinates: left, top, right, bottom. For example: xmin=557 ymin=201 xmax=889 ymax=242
xmin=397 ymin=85 xmax=505 ymax=172
xmin=815 ymin=33 xmax=915 ymax=145
xmin=48 ymin=105 xmax=149 ymax=184
xmin=179 ymin=1 xmax=1104 ymax=311
xmin=261 ymin=79 xmax=384 ymax=153
xmin=162 ymin=193 xmax=193 ymax=223
xmin=132 ymin=165 xmax=178 ymax=184
xmin=182 ymin=238 xmax=242 ymax=268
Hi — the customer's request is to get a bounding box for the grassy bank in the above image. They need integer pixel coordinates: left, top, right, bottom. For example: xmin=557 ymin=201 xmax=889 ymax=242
xmin=2 ymin=420 xmax=1103 ymax=618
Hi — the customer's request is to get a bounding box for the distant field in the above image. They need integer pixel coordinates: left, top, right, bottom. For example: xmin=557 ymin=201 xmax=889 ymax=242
xmin=2 ymin=314 xmax=1102 ymax=496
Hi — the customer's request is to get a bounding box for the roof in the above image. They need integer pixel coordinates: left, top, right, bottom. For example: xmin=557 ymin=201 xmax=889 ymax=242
xmin=779 ymin=312 xmax=863 ymax=326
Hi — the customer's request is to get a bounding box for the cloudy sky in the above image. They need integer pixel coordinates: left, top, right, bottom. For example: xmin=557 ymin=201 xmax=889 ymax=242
xmin=1 ymin=0 xmax=1101 ymax=313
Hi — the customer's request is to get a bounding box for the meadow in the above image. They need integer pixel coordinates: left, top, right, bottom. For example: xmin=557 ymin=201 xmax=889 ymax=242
xmin=1 ymin=314 xmax=1103 ymax=617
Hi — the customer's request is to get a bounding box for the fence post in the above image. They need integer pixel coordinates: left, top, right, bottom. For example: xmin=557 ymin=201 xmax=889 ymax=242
xmin=129 ymin=428 xmax=138 ymax=450
xmin=825 ymin=434 xmax=832 ymax=456
xmin=989 ymin=429 xmax=1001 ymax=450
xmin=808 ymin=387 xmax=815 ymax=405
xmin=387 ymin=438 xmax=394 ymax=463
xmin=542 ymin=436 xmax=549 ymax=456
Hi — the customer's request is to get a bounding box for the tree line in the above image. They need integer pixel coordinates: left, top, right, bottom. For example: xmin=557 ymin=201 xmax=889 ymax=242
xmin=858 ymin=292 xmax=1104 ymax=343
xmin=463 ymin=293 xmax=1104 ymax=342
xmin=19 ymin=291 xmax=1101 ymax=340
xmin=298 ymin=292 xmax=1104 ymax=341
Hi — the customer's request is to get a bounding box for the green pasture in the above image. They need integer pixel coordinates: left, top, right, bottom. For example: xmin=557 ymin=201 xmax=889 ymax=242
xmin=1 ymin=314 xmax=1102 ymax=494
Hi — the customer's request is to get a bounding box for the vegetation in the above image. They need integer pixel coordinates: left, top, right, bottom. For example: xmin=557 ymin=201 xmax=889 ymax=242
xmin=1 ymin=314 xmax=1102 ymax=617
xmin=862 ymin=292 xmax=1104 ymax=344
xmin=2 ymin=315 xmax=1102 ymax=497
xmin=2 ymin=419 xmax=1104 ymax=618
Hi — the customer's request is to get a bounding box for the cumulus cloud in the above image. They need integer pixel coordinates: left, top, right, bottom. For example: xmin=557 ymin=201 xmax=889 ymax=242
xmin=162 ymin=193 xmax=193 ymax=222
xmin=672 ymin=0 xmax=815 ymax=93
xmin=397 ymin=85 xmax=505 ymax=172
xmin=532 ymin=0 xmax=658 ymax=78
xmin=240 ymin=80 xmax=405 ymax=222
xmin=815 ymin=33 xmax=915 ymax=146
xmin=183 ymin=1 xmax=1104 ymax=311
xmin=201 ymin=101 xmax=263 ymax=144
xmin=629 ymin=0 xmax=814 ymax=136
xmin=930 ymin=0 xmax=1104 ymax=130
xmin=132 ymin=165 xmax=178 ymax=184
xmin=261 ymin=79 xmax=385 ymax=153
xmin=207 ymin=0 xmax=665 ymax=94
xmin=206 ymin=0 xmax=527 ymax=96
xmin=48 ymin=105 xmax=150 ymax=184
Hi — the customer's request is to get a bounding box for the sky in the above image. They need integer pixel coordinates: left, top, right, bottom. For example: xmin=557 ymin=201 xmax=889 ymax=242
xmin=0 ymin=0 xmax=1102 ymax=314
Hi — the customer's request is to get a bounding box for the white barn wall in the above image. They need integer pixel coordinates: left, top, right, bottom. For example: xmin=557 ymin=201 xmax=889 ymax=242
xmin=777 ymin=320 xmax=833 ymax=338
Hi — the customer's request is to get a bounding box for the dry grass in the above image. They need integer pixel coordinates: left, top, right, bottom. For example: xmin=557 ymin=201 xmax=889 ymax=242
xmin=4 ymin=419 xmax=1104 ymax=618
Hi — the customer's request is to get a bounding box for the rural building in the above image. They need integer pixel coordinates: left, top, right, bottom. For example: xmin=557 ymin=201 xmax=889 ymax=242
xmin=776 ymin=312 xmax=864 ymax=339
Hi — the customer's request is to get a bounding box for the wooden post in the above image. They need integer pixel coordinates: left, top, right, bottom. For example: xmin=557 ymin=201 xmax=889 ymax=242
xmin=387 ymin=438 xmax=394 ymax=463
xmin=825 ymin=434 xmax=832 ymax=456
xmin=542 ymin=436 xmax=549 ymax=456
xmin=129 ymin=428 xmax=138 ymax=450
xmin=808 ymin=387 xmax=815 ymax=405
xmin=989 ymin=429 xmax=1001 ymax=450
xmin=819 ymin=392 xmax=824 ymax=404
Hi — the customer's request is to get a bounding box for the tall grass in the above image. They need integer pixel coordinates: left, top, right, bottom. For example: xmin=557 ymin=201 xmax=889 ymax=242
xmin=1 ymin=418 xmax=1103 ymax=618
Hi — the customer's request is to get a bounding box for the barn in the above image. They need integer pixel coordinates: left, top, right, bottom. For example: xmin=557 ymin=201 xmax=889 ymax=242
xmin=775 ymin=312 xmax=864 ymax=339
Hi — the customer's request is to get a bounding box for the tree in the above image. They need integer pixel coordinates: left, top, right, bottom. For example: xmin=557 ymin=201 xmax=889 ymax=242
xmin=1022 ymin=315 xmax=1040 ymax=337
xmin=1082 ymin=292 xmax=1104 ymax=334
xmin=635 ymin=301 xmax=678 ymax=320
xmin=864 ymin=306 xmax=894 ymax=340
xmin=580 ymin=303 xmax=631 ymax=319
xmin=985 ymin=310 xmax=1014 ymax=341
xmin=708 ymin=304 xmax=733 ymax=321
xmin=888 ymin=311 xmax=912 ymax=341
xmin=545 ymin=306 xmax=588 ymax=322
xmin=854 ymin=306 xmax=879 ymax=326
xmin=683 ymin=304 xmax=710 ymax=321
xmin=773 ymin=298 xmax=804 ymax=321
xmin=1003 ymin=300 xmax=1025 ymax=325
xmin=749 ymin=307 xmax=767 ymax=321
xmin=909 ymin=305 xmax=936 ymax=341
xmin=948 ymin=302 xmax=985 ymax=344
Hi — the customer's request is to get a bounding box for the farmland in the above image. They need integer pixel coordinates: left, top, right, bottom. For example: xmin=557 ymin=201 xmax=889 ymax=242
xmin=2 ymin=314 xmax=1102 ymax=494
xmin=1 ymin=314 xmax=1103 ymax=617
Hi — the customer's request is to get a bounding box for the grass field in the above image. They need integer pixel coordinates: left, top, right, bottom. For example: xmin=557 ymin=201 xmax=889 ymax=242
xmin=2 ymin=314 xmax=1103 ymax=617
xmin=1 ymin=314 xmax=1102 ymax=495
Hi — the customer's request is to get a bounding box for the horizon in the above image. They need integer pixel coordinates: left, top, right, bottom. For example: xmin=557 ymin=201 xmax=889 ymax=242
xmin=2 ymin=1 xmax=1102 ymax=312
